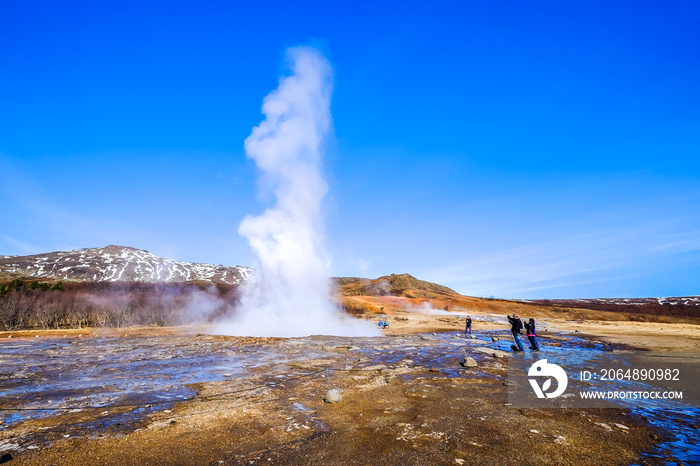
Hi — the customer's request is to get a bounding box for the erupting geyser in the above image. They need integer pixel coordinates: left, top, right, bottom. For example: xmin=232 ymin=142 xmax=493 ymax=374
xmin=218 ymin=46 xmax=378 ymax=337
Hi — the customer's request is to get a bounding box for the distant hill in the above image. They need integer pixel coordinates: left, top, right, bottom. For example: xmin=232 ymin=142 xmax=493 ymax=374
xmin=0 ymin=245 xmax=253 ymax=286
xmin=2 ymin=246 xmax=697 ymax=322
xmin=335 ymin=273 xmax=459 ymax=299
xmin=335 ymin=274 xmax=700 ymax=321
xmin=530 ymin=297 xmax=700 ymax=319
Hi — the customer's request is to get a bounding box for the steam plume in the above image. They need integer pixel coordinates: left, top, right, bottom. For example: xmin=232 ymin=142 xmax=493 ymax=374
xmin=218 ymin=47 xmax=378 ymax=337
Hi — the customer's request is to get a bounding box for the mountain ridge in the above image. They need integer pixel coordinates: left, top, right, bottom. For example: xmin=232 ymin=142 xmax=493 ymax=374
xmin=2 ymin=246 xmax=697 ymax=309
xmin=0 ymin=245 xmax=253 ymax=286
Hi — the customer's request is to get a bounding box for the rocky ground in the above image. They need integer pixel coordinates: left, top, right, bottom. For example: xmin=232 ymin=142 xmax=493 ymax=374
xmin=379 ymin=309 xmax=700 ymax=351
xmin=1 ymin=312 xmax=698 ymax=465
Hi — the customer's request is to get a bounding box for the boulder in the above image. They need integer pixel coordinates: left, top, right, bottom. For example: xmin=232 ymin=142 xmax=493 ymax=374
xmin=460 ymin=357 xmax=477 ymax=368
xmin=324 ymin=388 xmax=342 ymax=404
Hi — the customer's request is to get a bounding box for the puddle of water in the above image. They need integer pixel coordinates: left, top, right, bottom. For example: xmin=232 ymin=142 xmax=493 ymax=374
xmin=0 ymin=336 xmax=257 ymax=428
xmin=291 ymin=402 xmax=312 ymax=412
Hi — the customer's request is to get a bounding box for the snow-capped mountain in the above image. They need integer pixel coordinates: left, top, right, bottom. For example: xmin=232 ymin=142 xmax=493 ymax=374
xmin=0 ymin=245 xmax=253 ymax=286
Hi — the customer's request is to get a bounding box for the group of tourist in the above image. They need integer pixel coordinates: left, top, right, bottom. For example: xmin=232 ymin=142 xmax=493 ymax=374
xmin=464 ymin=314 xmax=540 ymax=352
xmin=379 ymin=312 xmax=541 ymax=353
xmin=506 ymin=314 xmax=540 ymax=351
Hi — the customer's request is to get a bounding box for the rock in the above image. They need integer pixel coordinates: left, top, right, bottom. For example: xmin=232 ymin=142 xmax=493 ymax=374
xmin=595 ymin=423 xmax=613 ymax=432
xmin=554 ymin=435 xmax=567 ymax=444
xmin=460 ymin=357 xmax=477 ymax=368
xmin=223 ymin=373 xmax=232 ymax=377
xmin=491 ymin=336 xmax=499 ymax=342
xmin=324 ymin=388 xmax=342 ymax=404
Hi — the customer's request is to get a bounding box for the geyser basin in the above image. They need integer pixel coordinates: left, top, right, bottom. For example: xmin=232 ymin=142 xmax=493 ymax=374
xmin=2 ymin=331 xmax=696 ymax=464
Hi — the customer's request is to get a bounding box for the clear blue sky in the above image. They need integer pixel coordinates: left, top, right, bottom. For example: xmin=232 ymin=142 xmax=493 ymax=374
xmin=1 ymin=0 xmax=699 ymax=299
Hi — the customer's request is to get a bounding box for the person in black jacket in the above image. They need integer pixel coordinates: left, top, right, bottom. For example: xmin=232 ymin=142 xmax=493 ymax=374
xmin=524 ymin=317 xmax=540 ymax=351
xmin=464 ymin=316 xmax=472 ymax=336
xmin=507 ymin=314 xmax=524 ymax=351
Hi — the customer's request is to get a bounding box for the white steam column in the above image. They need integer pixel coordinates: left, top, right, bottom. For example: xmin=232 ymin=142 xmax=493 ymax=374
xmin=220 ymin=47 xmax=379 ymax=337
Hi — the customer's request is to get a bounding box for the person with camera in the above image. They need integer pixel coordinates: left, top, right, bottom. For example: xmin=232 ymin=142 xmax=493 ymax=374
xmin=507 ymin=314 xmax=524 ymax=352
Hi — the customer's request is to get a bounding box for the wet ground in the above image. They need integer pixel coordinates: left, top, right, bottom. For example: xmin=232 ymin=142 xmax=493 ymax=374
xmin=1 ymin=330 xmax=697 ymax=465
xmin=506 ymin=334 xmax=700 ymax=464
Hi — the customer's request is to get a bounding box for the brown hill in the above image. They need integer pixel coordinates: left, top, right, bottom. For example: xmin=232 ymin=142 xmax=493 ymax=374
xmin=335 ymin=273 xmax=458 ymax=299
xmin=335 ymin=274 xmax=700 ymax=325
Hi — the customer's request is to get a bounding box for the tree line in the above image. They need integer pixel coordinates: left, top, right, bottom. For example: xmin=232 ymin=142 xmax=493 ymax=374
xmin=0 ymin=279 xmax=240 ymax=331
xmin=0 ymin=278 xmax=64 ymax=296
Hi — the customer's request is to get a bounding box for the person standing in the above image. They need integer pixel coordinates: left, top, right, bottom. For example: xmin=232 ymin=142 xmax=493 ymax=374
xmin=524 ymin=318 xmax=540 ymax=351
xmin=507 ymin=314 xmax=524 ymax=352
xmin=464 ymin=316 xmax=472 ymax=336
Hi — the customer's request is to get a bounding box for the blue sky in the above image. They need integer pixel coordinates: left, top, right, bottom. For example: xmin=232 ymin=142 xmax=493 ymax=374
xmin=1 ymin=0 xmax=699 ymax=298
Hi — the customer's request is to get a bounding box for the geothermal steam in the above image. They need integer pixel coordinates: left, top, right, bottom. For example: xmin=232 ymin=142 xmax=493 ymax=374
xmin=219 ymin=47 xmax=378 ymax=337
